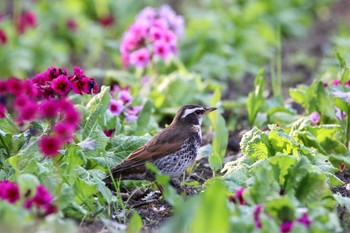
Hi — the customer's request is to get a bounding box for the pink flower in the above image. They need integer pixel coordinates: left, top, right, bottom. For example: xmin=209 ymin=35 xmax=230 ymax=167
xmin=124 ymin=106 xmax=143 ymax=122
xmin=0 ymin=104 xmax=6 ymax=118
xmin=16 ymin=99 xmax=38 ymax=122
xmin=16 ymin=10 xmax=37 ymax=34
xmin=109 ymin=99 xmax=124 ymax=116
xmin=118 ymin=89 xmax=133 ymax=105
xmin=336 ymin=107 xmax=347 ymax=120
xmin=39 ymin=135 xmax=62 ymax=157
xmin=32 ymin=185 xmax=53 ymax=207
xmin=14 ymin=95 xmax=30 ymax=110
xmin=23 ymin=80 xmax=38 ymax=97
xmin=7 ymin=78 xmax=23 ymax=95
xmin=52 ymin=75 xmax=71 ymax=95
xmin=332 ymin=79 xmax=341 ymax=86
xmin=103 ymin=128 xmax=115 ymax=138
xmin=0 ymin=180 xmax=20 ymax=204
xmin=345 ymin=81 xmax=350 ymax=87
xmin=129 ymin=48 xmax=150 ymax=68
xmin=0 ymin=28 xmax=7 ymax=44
xmin=254 ymin=204 xmax=263 ymax=229
xmin=62 ymin=106 xmax=81 ymax=128
xmin=235 ymin=187 xmax=245 ymax=205
xmin=39 ymin=99 xmax=59 ymax=118
xmin=45 ymin=203 xmax=58 ymax=215
xmin=297 ymin=212 xmax=311 ymax=228
xmin=280 ymin=221 xmax=293 ymax=233
xmin=54 ymin=122 xmax=74 ymax=142
xmin=154 ymin=40 xmax=170 ymax=59
xmin=309 ymin=112 xmax=320 ymax=125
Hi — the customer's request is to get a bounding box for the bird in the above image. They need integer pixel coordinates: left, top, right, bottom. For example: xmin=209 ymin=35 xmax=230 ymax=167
xmin=103 ymin=104 xmax=216 ymax=186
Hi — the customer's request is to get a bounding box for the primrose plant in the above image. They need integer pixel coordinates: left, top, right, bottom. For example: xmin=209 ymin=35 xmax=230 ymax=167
xmin=120 ymin=5 xmax=184 ymax=70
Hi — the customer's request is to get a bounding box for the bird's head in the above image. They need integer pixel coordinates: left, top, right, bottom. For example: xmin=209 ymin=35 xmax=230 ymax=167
xmin=172 ymin=104 xmax=217 ymax=126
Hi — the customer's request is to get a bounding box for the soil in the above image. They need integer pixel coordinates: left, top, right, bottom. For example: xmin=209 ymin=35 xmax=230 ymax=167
xmin=78 ymin=0 xmax=350 ymax=232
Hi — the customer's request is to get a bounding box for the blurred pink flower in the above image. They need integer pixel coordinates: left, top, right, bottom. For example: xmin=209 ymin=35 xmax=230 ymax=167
xmin=7 ymin=78 xmax=23 ymax=95
xmin=16 ymin=10 xmax=37 ymax=34
xmin=39 ymin=99 xmax=59 ymax=118
xmin=66 ymin=19 xmax=78 ymax=31
xmin=0 ymin=180 xmax=20 ymax=204
xmin=309 ymin=112 xmax=320 ymax=125
xmin=254 ymin=204 xmax=263 ymax=229
xmin=0 ymin=80 xmax=7 ymax=94
xmin=154 ymin=40 xmax=170 ymax=59
xmin=54 ymin=122 xmax=74 ymax=142
xmin=99 ymin=15 xmax=115 ymax=27
xmin=280 ymin=221 xmax=293 ymax=233
xmin=129 ymin=48 xmax=150 ymax=67
xmin=103 ymin=128 xmax=116 ymax=138
xmin=109 ymin=99 xmax=124 ymax=116
xmin=39 ymin=135 xmax=62 ymax=157
xmin=332 ymin=79 xmax=341 ymax=86
xmin=118 ymin=89 xmax=133 ymax=105
xmin=297 ymin=212 xmax=311 ymax=228
xmin=125 ymin=106 xmax=143 ymax=122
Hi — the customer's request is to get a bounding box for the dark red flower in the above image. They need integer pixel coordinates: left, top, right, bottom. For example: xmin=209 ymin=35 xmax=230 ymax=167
xmin=99 ymin=15 xmax=114 ymax=27
xmin=16 ymin=10 xmax=37 ymax=34
xmin=0 ymin=103 xmax=6 ymax=118
xmin=0 ymin=28 xmax=7 ymax=44
xmin=103 ymin=128 xmax=115 ymax=138
xmin=0 ymin=80 xmax=7 ymax=94
xmin=71 ymin=78 xmax=89 ymax=95
xmin=54 ymin=122 xmax=74 ymax=142
xmin=66 ymin=19 xmax=78 ymax=31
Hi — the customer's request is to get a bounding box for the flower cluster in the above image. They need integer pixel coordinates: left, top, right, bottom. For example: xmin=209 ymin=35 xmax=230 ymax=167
xmin=0 ymin=66 xmax=89 ymax=157
xmin=24 ymin=185 xmax=57 ymax=216
xmin=0 ymin=181 xmax=57 ymax=216
xmin=16 ymin=10 xmax=37 ymax=34
xmin=32 ymin=66 xmax=98 ymax=99
xmin=120 ymin=5 xmax=184 ymax=68
xmin=109 ymin=85 xmax=143 ymax=121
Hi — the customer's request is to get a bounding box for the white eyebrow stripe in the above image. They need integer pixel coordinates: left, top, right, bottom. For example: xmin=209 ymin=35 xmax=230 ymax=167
xmin=181 ymin=107 xmax=204 ymax=118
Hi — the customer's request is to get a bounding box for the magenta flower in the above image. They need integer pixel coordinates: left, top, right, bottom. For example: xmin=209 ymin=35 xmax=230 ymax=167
xmin=345 ymin=81 xmax=350 ymax=87
xmin=16 ymin=99 xmax=38 ymax=123
xmin=332 ymin=79 xmax=341 ymax=86
xmin=16 ymin=10 xmax=37 ymax=34
xmin=52 ymin=75 xmax=71 ymax=95
xmin=0 ymin=28 xmax=7 ymax=44
xmin=23 ymin=79 xmax=38 ymax=97
xmin=39 ymin=135 xmax=62 ymax=157
xmin=98 ymin=15 xmax=115 ymax=27
xmin=118 ymin=89 xmax=133 ymax=105
xmin=254 ymin=204 xmax=263 ymax=229
xmin=0 ymin=80 xmax=7 ymax=94
xmin=0 ymin=180 xmax=20 ymax=204
xmin=125 ymin=106 xmax=143 ymax=122
xmin=297 ymin=212 xmax=311 ymax=228
xmin=154 ymin=40 xmax=170 ymax=59
xmin=71 ymin=78 xmax=89 ymax=95
xmin=309 ymin=112 xmax=320 ymax=125
xmin=129 ymin=48 xmax=150 ymax=68
xmin=235 ymin=187 xmax=245 ymax=205
xmin=280 ymin=221 xmax=293 ymax=233
xmin=39 ymin=99 xmax=59 ymax=118
xmin=32 ymin=185 xmax=53 ymax=207
xmin=54 ymin=122 xmax=74 ymax=142
xmin=7 ymin=78 xmax=23 ymax=96
xmin=109 ymin=99 xmax=124 ymax=116
xmin=0 ymin=103 xmax=6 ymax=118
xmin=62 ymin=106 xmax=81 ymax=128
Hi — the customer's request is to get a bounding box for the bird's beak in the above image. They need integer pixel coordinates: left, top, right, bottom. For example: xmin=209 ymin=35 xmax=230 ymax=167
xmin=204 ymin=107 xmax=217 ymax=114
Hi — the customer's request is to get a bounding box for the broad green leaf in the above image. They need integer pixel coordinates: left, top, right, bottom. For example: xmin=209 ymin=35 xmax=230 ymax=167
xmin=208 ymin=152 xmax=222 ymax=172
xmin=240 ymin=127 xmax=272 ymax=161
xmin=269 ymin=128 xmax=300 ymax=156
xmin=136 ymin=100 xmax=155 ymax=135
xmin=268 ymin=154 xmax=297 ymax=185
xmin=265 ymin=197 xmax=295 ymax=221
xmin=17 ymin=174 xmax=39 ymax=196
xmin=127 ymin=212 xmax=143 ymax=233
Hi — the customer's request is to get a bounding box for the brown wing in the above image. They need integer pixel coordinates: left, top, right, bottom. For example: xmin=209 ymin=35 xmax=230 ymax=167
xmin=109 ymin=124 xmax=188 ymax=174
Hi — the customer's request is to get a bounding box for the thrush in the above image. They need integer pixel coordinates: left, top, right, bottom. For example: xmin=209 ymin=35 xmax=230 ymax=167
xmin=103 ymin=104 xmax=216 ymax=185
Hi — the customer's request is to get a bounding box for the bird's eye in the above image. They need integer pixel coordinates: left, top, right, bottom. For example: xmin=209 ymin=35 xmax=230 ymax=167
xmin=195 ymin=110 xmax=202 ymax=114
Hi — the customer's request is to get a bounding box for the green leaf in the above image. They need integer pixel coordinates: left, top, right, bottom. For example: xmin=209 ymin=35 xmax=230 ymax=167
xmin=265 ymin=197 xmax=295 ymax=221
xmin=268 ymin=154 xmax=297 ymax=186
xmin=208 ymin=152 xmax=222 ymax=172
xmin=82 ymin=86 xmax=111 ymax=139
xmin=247 ymin=69 xmax=266 ymax=126
xmin=127 ymin=212 xmax=143 ymax=233
xmin=136 ymin=100 xmax=155 ymax=135
xmin=240 ymin=127 xmax=272 ymax=161
xmin=17 ymin=174 xmax=39 ymax=195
